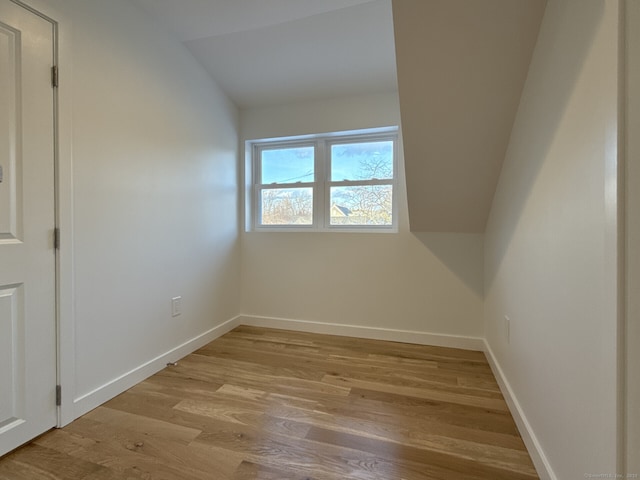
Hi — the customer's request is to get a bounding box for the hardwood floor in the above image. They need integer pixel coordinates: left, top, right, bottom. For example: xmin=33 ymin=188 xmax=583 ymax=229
xmin=0 ymin=326 xmax=538 ymax=479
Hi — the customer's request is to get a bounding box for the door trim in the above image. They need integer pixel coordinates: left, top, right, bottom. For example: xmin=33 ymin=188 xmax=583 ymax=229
xmin=9 ymin=0 xmax=75 ymax=427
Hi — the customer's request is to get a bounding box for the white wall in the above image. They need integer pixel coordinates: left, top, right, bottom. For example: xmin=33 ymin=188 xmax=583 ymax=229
xmin=48 ymin=0 xmax=240 ymax=417
xmin=240 ymin=93 xmax=484 ymax=342
xmin=484 ymin=1 xmax=620 ymax=478
xmin=625 ymin=0 xmax=640 ymax=474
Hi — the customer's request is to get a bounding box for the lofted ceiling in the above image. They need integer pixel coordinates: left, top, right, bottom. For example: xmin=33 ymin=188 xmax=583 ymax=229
xmin=131 ymin=0 xmax=378 ymax=42
xmin=394 ymin=0 xmax=547 ymax=232
xmin=132 ymin=0 xmax=397 ymax=108
xmin=132 ymin=0 xmax=546 ymax=233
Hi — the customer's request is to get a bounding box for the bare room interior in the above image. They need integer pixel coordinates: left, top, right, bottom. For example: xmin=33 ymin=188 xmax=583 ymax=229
xmin=0 ymin=0 xmax=638 ymax=479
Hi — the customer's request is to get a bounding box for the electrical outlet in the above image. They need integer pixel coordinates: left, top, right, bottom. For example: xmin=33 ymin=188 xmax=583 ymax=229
xmin=171 ymin=296 xmax=182 ymax=317
xmin=504 ymin=315 xmax=510 ymax=343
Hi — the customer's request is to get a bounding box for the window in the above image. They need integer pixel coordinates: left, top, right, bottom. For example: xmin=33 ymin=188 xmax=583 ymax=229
xmin=249 ymin=128 xmax=398 ymax=232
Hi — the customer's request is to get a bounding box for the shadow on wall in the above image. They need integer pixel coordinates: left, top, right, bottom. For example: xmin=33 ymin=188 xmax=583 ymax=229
xmin=413 ymin=232 xmax=484 ymax=298
xmin=484 ymin=1 xmax=605 ymax=289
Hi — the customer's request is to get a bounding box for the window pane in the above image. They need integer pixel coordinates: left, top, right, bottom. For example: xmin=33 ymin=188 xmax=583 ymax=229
xmin=330 ymin=185 xmax=393 ymax=226
xmin=261 ymin=188 xmax=313 ymax=225
xmin=331 ymin=141 xmax=393 ymax=181
xmin=261 ymin=146 xmax=314 ymax=184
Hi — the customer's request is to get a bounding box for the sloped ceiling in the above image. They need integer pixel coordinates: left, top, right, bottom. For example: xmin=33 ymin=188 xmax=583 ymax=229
xmin=393 ymin=0 xmax=546 ymax=232
xmin=131 ymin=0 xmax=377 ymax=42
xmin=133 ymin=0 xmax=397 ymax=108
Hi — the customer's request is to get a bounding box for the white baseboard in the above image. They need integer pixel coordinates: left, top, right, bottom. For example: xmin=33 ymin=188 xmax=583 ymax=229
xmin=68 ymin=314 xmax=482 ymax=423
xmin=483 ymin=340 xmax=557 ymax=480
xmin=71 ymin=315 xmax=242 ymax=421
xmin=238 ymin=314 xmax=485 ymax=351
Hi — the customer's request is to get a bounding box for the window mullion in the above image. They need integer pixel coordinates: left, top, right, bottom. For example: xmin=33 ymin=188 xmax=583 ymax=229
xmin=253 ymin=145 xmax=261 ymax=231
xmin=325 ymin=139 xmax=331 ymax=229
xmin=315 ymin=140 xmax=326 ymax=229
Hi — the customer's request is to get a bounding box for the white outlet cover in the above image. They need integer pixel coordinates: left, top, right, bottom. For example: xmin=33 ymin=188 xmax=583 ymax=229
xmin=171 ymin=296 xmax=182 ymax=317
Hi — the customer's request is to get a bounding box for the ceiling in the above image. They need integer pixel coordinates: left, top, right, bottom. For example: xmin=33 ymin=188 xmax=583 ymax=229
xmin=132 ymin=0 xmax=397 ymax=108
xmin=394 ymin=0 xmax=546 ymax=232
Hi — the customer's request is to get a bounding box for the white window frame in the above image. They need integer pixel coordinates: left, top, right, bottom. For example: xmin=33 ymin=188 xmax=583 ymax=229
xmin=248 ymin=127 xmax=398 ymax=233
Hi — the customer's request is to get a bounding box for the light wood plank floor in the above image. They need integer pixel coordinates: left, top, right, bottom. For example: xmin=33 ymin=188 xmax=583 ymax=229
xmin=0 ymin=326 xmax=538 ymax=479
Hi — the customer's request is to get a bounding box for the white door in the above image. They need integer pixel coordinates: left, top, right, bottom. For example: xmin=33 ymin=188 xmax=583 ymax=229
xmin=0 ymin=0 xmax=57 ymax=457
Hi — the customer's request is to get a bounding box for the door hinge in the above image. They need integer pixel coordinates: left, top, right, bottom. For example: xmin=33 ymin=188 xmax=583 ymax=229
xmin=51 ymin=65 xmax=58 ymax=88
xmin=54 ymin=227 xmax=60 ymax=250
xmin=56 ymin=385 xmax=62 ymax=406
